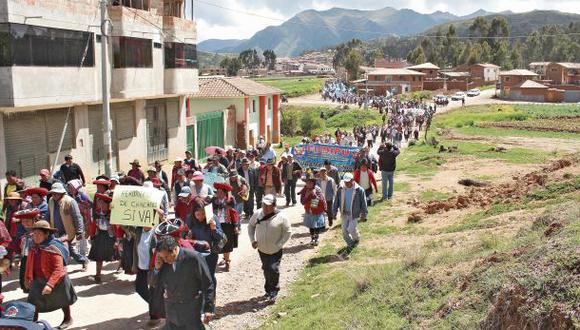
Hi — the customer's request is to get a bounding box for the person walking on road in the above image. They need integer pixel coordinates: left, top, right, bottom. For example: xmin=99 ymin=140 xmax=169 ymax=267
xmin=281 ymin=154 xmax=302 ymax=207
xmin=333 ymin=173 xmax=368 ymax=254
xmin=151 ymin=235 xmax=215 ymax=329
xmin=300 ymin=173 xmax=326 ymax=246
xmin=377 ymin=142 xmax=400 ymax=201
xmin=317 ymin=167 xmax=337 ymax=227
xmin=248 ymin=195 xmax=291 ymax=303
xmin=59 ymin=155 xmax=86 ymax=185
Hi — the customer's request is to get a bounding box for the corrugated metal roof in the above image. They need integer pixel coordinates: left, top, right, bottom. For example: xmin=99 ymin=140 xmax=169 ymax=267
xmin=517 ymin=80 xmax=548 ymax=89
xmin=499 ymin=69 xmax=538 ymax=76
xmin=407 ymin=62 xmax=440 ymax=70
xmin=368 ymin=68 xmax=426 ymax=76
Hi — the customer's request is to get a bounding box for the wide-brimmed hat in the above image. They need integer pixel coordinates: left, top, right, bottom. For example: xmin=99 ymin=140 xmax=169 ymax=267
xmin=93 ymin=179 xmax=111 ymax=186
xmin=241 ymin=158 xmax=250 ymax=164
xmin=49 ymin=182 xmax=67 ymax=194
xmin=319 ymin=167 xmax=327 ymax=172
xmin=110 ymin=174 xmax=120 ymax=184
xmin=192 ymin=171 xmax=204 ymax=181
xmin=94 ymin=193 xmax=113 ymax=203
xmin=32 ymin=220 xmax=57 ymax=232
xmin=266 ymin=158 xmax=275 ymax=165
xmin=174 ymin=157 xmax=183 ymax=163
xmin=24 ymin=187 xmax=49 ymax=197
xmin=228 ymin=170 xmax=238 ymax=177
xmin=13 ymin=209 xmax=41 ymax=220
xmin=178 ymin=186 xmax=192 ymax=198
xmin=154 ymin=218 xmax=186 ymax=239
xmin=214 ymin=182 xmax=233 ymax=192
xmin=147 ymin=166 xmax=156 ymax=173
xmin=130 ymin=159 xmax=141 ymax=167
xmin=5 ymin=192 xmax=22 ymax=200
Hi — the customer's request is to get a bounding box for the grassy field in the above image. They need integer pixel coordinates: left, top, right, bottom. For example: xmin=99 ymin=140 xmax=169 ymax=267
xmin=254 ymin=77 xmax=326 ymax=98
xmin=260 ymin=103 xmax=580 ymax=329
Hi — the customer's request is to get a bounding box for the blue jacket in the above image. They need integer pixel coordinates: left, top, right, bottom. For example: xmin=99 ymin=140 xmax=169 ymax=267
xmin=332 ymin=183 xmax=368 ymax=219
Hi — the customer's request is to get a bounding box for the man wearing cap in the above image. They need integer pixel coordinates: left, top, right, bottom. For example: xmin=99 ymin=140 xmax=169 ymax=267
xmin=332 ymin=173 xmax=368 ymax=253
xmin=48 ymin=182 xmax=89 ymax=270
xmin=248 ymin=195 xmax=291 ymax=302
xmin=260 ymin=159 xmax=282 ymax=197
xmin=281 ymin=154 xmax=302 ymax=207
xmin=238 ymin=158 xmax=258 ymax=218
xmin=128 ymin=160 xmax=145 ymax=185
xmin=317 ymin=167 xmax=337 ymax=227
xmin=377 ymin=142 xmax=400 ymax=201
xmin=59 ymin=155 xmax=86 ymax=185
xmin=247 ymin=151 xmax=261 ymax=170
xmin=146 ymin=167 xmax=170 ymax=199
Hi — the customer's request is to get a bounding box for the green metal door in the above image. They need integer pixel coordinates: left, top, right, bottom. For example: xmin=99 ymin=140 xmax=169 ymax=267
xmin=196 ymin=111 xmax=224 ymax=160
xmin=186 ymin=125 xmax=195 ymax=155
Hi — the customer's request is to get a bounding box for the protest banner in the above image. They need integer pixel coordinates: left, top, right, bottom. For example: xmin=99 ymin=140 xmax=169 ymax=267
xmin=292 ymin=143 xmax=360 ymax=172
xmin=111 ymin=185 xmax=165 ymax=227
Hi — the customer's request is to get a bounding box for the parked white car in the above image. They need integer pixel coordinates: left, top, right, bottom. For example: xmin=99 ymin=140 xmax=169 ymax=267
xmin=451 ymin=92 xmax=466 ymax=101
xmin=467 ymin=89 xmax=481 ymax=97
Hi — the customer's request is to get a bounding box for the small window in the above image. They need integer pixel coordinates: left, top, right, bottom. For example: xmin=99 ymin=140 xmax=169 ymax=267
xmin=112 ymin=36 xmax=152 ymax=68
xmin=164 ymin=42 xmax=197 ymax=69
xmin=252 ymin=100 xmax=256 ymax=113
xmin=267 ymin=97 xmax=271 ymax=110
xmin=154 ymin=42 xmax=162 ymax=49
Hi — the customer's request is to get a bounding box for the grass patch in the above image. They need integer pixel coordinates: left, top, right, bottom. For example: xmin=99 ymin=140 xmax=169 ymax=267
xmin=455 ymin=126 xmax=580 ymax=140
xmin=255 ymin=77 xmax=325 ymax=98
xmin=420 ymin=190 xmax=452 ymax=202
xmin=266 ymin=201 xmax=580 ymax=329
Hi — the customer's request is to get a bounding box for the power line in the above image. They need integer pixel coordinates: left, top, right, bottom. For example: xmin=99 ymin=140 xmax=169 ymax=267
xmin=194 ymin=0 xmax=580 ymax=40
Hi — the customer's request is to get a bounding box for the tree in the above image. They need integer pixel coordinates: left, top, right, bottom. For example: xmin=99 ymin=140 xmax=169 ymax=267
xmin=263 ymin=49 xmax=277 ymax=71
xmin=300 ymin=111 xmax=324 ymax=136
xmin=469 ymin=17 xmax=490 ymax=39
xmin=344 ymin=49 xmax=363 ymax=81
xmin=220 ymin=57 xmax=241 ymax=76
xmin=239 ymin=49 xmax=261 ymax=74
xmin=493 ymin=40 xmax=511 ymax=69
xmin=407 ymin=45 xmax=426 ymax=64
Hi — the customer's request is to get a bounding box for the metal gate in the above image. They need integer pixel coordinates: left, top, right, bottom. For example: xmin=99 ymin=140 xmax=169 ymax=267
xmin=146 ymin=101 xmax=168 ymax=164
xmin=196 ymin=111 xmax=224 ymax=160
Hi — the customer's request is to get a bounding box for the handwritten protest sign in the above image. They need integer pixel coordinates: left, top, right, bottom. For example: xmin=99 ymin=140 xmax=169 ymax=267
xmin=292 ymin=143 xmax=360 ymax=172
xmin=111 ymin=185 xmax=164 ymax=227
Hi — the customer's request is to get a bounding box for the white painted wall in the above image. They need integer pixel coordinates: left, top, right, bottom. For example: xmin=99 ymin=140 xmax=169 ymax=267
xmin=164 ymin=69 xmax=199 ymax=94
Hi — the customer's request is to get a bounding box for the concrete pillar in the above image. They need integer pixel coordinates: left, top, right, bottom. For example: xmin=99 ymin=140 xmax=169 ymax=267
xmin=259 ymin=95 xmax=266 ymax=140
xmin=243 ymin=96 xmax=249 ymax=149
xmin=272 ymin=94 xmax=280 ymax=143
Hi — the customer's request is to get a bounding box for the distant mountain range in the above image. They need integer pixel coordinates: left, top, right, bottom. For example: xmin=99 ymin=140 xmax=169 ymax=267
xmin=198 ymin=7 xmax=580 ymax=57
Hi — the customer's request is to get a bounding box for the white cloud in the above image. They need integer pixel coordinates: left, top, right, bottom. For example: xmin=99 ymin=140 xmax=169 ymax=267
xmin=196 ymin=0 xmax=580 ymax=41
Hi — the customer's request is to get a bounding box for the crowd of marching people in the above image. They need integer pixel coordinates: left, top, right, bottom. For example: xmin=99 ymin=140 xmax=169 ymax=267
xmin=0 ymin=77 xmax=436 ymax=328
xmin=322 ymin=79 xmax=391 ymax=110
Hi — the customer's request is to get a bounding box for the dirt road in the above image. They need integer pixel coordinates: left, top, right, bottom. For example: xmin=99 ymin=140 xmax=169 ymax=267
xmin=1 ymin=194 xmax=316 ymax=330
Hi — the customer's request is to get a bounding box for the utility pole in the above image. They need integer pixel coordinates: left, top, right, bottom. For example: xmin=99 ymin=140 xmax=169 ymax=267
xmin=364 ymin=73 xmax=369 ymax=110
xmin=100 ymin=0 xmax=113 ymax=177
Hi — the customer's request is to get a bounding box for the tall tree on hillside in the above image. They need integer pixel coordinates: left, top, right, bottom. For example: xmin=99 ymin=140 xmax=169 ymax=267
xmin=443 ymin=24 xmax=461 ymax=68
xmin=220 ymin=57 xmax=242 ymax=76
xmin=344 ymin=49 xmax=363 ymax=81
xmin=510 ymin=45 xmax=524 ymax=69
xmin=239 ymin=49 xmax=262 ymax=74
xmin=488 ymin=17 xmax=510 ymax=48
xmin=468 ymin=17 xmax=490 ymax=39
xmin=480 ymin=41 xmax=492 ymax=63
xmin=407 ymin=45 xmax=427 ymax=65
xmin=263 ymin=49 xmax=277 ymax=71
xmin=493 ymin=40 xmax=512 ymax=69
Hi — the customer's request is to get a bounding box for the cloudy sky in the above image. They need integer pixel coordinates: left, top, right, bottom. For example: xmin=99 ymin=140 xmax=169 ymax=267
xmin=195 ymin=0 xmax=580 ymax=41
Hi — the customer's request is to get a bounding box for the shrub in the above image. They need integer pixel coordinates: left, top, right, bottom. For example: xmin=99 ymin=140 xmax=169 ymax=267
xmin=301 ymin=111 xmax=325 ymax=135
xmin=281 ymin=109 xmax=301 ymax=136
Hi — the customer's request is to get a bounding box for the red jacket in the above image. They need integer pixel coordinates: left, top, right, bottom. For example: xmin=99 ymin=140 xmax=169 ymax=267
xmin=25 ymin=247 xmax=66 ymax=290
xmin=354 ymin=169 xmax=378 ymax=192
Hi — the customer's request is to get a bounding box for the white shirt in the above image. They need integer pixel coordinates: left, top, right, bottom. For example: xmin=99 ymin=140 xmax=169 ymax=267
xmin=138 ymin=229 xmax=153 ymax=271
xmin=359 ymin=171 xmax=370 ymax=190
